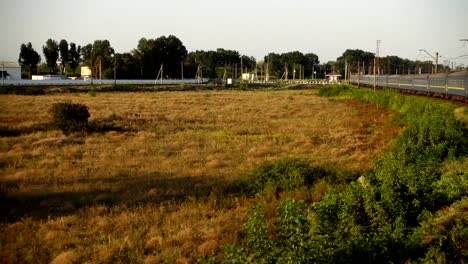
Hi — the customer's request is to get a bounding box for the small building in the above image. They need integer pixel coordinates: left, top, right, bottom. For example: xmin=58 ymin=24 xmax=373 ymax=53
xmin=81 ymin=66 xmax=92 ymax=79
xmin=1 ymin=61 xmax=21 ymax=80
xmin=241 ymin=73 xmax=258 ymax=82
xmin=326 ymin=71 xmax=342 ymax=83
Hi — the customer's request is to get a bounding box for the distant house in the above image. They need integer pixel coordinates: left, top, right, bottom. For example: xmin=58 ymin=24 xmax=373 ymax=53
xmin=1 ymin=61 xmax=21 ymax=80
xmin=81 ymin=66 xmax=92 ymax=79
xmin=326 ymin=71 xmax=341 ymax=83
xmin=242 ymin=73 xmax=257 ymax=82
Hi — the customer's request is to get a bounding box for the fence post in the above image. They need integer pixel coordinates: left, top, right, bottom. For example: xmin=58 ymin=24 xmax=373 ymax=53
xmin=426 ymin=74 xmax=430 ymax=95
xmin=445 ymin=72 xmax=449 ymax=95
xmin=465 ymin=71 xmax=468 ymax=98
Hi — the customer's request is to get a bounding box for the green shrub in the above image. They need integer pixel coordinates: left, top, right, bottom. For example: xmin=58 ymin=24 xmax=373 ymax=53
xmin=317 ymin=84 xmax=351 ymax=97
xmin=49 ymin=101 xmax=90 ymax=134
xmin=235 ymin=157 xmax=347 ymax=195
xmin=416 ymin=198 xmax=468 ymax=263
xmin=229 ymin=157 xmax=357 ymax=197
xmin=244 ymin=206 xmax=277 ymax=263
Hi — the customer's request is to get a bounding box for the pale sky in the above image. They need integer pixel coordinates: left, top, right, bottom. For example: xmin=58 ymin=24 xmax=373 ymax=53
xmin=1 ymin=0 xmax=467 ymax=65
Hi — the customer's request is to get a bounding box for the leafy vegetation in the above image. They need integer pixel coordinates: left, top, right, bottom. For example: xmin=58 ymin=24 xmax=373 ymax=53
xmin=317 ymin=84 xmax=350 ymax=97
xmin=48 ymin=101 xmax=90 ymax=134
xmin=226 ymin=86 xmax=468 ymax=263
xmin=233 ymin=157 xmax=355 ymax=195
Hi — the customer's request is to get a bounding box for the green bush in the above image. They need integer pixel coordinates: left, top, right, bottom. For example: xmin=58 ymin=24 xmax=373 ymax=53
xmin=317 ymin=84 xmax=351 ymax=97
xmin=234 ymin=157 xmax=348 ymax=195
xmin=416 ymin=197 xmax=468 ymax=263
xmin=49 ymin=101 xmax=90 ymax=134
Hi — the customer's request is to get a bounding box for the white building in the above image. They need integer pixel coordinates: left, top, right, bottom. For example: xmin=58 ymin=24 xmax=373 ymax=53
xmin=326 ymin=71 xmax=342 ymax=83
xmin=81 ymin=66 xmax=92 ymax=79
xmin=241 ymin=73 xmax=258 ymax=82
xmin=1 ymin=61 xmax=21 ymax=80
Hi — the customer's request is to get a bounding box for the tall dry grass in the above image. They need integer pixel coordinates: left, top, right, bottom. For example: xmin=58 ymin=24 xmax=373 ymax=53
xmin=0 ymin=90 xmax=399 ymax=263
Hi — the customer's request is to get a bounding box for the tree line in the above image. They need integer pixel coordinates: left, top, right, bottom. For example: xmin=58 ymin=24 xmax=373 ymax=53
xmin=17 ymin=36 xmax=322 ymax=80
xmin=18 ymin=36 xmax=460 ymax=80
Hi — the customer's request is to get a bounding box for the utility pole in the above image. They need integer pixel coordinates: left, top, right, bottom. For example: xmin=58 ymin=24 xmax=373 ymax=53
xmin=265 ymin=55 xmax=270 ymax=82
xmin=312 ymin=64 xmax=315 ymax=79
xmin=155 ymin=64 xmax=163 ymax=85
xmin=114 ymin=56 xmax=117 ymax=87
xmin=376 ymin=40 xmax=381 ymax=75
xmin=293 ymin=64 xmax=296 ymax=80
xmin=240 ymin=57 xmax=243 ymax=78
xmin=419 ymin=49 xmax=439 ymax=73
xmin=357 ymin=61 xmax=361 ymax=88
xmin=195 ymin=64 xmax=202 ymax=83
xmin=99 ymin=58 xmax=102 ymax=84
xmin=1 ymin=61 xmax=4 ymax=85
xmin=259 ymin=63 xmax=263 ymax=82
xmin=373 ymin=57 xmax=376 ymax=91
xmin=223 ymin=63 xmax=227 ymax=83
xmin=344 ymin=61 xmax=348 ymax=82
xmin=299 ymin=64 xmax=301 ymax=80
xmin=235 ymin=63 xmax=237 ymax=81
xmin=181 ymin=61 xmax=184 ymax=80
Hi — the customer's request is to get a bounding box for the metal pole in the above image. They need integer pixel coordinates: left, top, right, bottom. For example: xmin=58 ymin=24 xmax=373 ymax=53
xmin=357 ymin=61 xmax=360 ymax=88
xmin=1 ymin=61 xmax=4 ymax=85
xmin=293 ymin=64 xmax=296 ymax=80
xmin=114 ymin=56 xmax=117 ymax=87
xmin=312 ymin=64 xmax=314 ymax=80
xmin=373 ymin=57 xmax=376 ymax=91
xmin=345 ymin=61 xmax=348 ymax=83
xmin=465 ymin=71 xmax=468 ymax=98
xmin=99 ymin=59 xmax=102 ymax=84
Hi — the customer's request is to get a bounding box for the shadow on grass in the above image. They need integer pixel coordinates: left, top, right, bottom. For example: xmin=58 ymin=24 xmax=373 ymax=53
xmin=87 ymin=114 xmax=136 ymax=134
xmin=0 ymin=115 xmax=132 ymax=137
xmin=0 ymin=172 xmax=231 ymax=222
xmin=0 ymin=123 xmax=51 ymax=137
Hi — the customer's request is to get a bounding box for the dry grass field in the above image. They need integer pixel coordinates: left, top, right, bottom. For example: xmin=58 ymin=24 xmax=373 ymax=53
xmin=0 ymin=89 xmax=400 ymax=263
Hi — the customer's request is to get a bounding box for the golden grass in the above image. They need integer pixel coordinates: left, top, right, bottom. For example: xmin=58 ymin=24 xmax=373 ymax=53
xmin=0 ymin=90 xmax=400 ymax=263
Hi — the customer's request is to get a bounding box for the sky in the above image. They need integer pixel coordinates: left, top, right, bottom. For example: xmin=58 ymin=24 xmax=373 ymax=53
xmin=1 ymin=0 xmax=467 ymax=66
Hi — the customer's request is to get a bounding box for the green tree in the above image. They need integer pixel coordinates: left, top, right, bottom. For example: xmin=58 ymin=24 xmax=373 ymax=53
xmin=58 ymin=39 xmax=69 ymax=75
xmin=240 ymin=55 xmax=256 ymax=73
xmin=80 ymin=40 xmax=114 ymax=79
xmin=114 ymin=52 xmax=140 ymax=79
xmin=336 ymin=49 xmax=374 ymax=75
xmin=305 ymin=53 xmax=320 ymax=78
xmin=42 ymin=38 xmax=59 ymax=73
xmin=69 ymin=43 xmax=81 ymax=76
xmin=134 ymin=35 xmax=187 ymax=79
xmin=18 ymin=42 xmax=41 ymax=79
xmin=91 ymin=40 xmax=115 ymax=78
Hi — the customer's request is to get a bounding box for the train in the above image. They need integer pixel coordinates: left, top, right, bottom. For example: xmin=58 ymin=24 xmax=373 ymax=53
xmin=349 ymin=71 xmax=468 ymax=99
